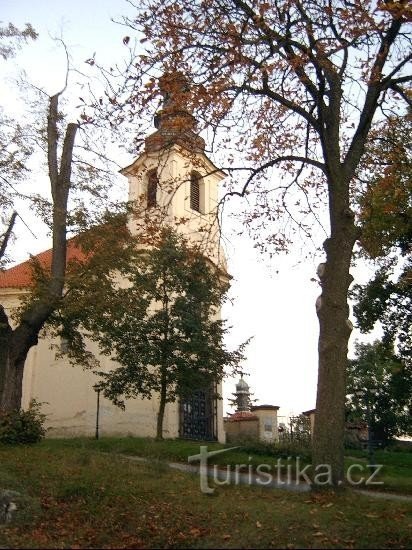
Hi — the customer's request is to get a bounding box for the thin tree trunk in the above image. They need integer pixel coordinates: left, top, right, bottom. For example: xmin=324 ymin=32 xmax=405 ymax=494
xmin=0 ymin=211 xmax=17 ymax=262
xmin=156 ymin=274 xmax=170 ymax=440
xmin=156 ymin=368 xmax=167 ymax=440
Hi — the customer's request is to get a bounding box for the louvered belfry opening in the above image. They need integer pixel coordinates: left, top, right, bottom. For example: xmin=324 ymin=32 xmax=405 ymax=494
xmin=147 ymin=170 xmax=158 ymax=208
xmin=190 ymin=171 xmax=201 ymax=212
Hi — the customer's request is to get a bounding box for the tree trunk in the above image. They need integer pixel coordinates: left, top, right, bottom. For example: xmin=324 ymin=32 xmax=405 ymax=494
xmin=0 ymin=306 xmax=13 ymax=409
xmin=312 ymin=193 xmax=358 ymax=488
xmin=0 ymin=95 xmax=78 ymax=412
xmin=0 ymin=211 xmax=17 ymax=262
xmin=0 ymin=353 xmax=25 ymax=411
xmin=156 ymin=367 xmax=167 ymax=440
xmin=156 ymin=390 xmax=166 ymax=440
xmin=0 ymin=305 xmax=42 ymax=411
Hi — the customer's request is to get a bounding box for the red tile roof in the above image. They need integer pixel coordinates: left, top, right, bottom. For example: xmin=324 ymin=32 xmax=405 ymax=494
xmin=0 ymin=239 xmax=87 ymax=289
xmin=225 ymin=411 xmax=259 ymax=422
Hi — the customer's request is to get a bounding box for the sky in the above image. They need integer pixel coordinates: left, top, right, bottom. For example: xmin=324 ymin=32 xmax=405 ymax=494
xmin=1 ymin=0 xmax=379 ymax=420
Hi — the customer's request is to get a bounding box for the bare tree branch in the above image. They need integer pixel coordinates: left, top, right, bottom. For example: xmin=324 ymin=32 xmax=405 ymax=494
xmin=0 ymin=211 xmax=17 ymax=262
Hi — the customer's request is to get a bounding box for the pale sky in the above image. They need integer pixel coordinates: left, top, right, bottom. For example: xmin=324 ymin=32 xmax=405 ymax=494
xmin=1 ymin=0 xmax=378 ymax=420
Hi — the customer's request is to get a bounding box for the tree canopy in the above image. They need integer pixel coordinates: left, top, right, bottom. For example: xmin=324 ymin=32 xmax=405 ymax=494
xmin=346 ymin=341 xmax=412 ymax=442
xmin=353 ymin=112 xmax=411 ymax=363
xmin=353 ymin=263 xmax=412 ymax=362
xmin=0 ymin=22 xmax=37 ymax=265
xmin=357 ymin=112 xmax=412 ymax=260
xmin=0 ymin=22 xmax=37 ymax=60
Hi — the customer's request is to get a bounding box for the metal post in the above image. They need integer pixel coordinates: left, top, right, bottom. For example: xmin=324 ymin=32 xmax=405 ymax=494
xmin=366 ymin=395 xmax=375 ymax=467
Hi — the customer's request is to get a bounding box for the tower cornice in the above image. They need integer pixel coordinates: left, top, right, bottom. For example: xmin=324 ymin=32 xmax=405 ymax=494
xmin=120 ymin=144 xmax=227 ymax=181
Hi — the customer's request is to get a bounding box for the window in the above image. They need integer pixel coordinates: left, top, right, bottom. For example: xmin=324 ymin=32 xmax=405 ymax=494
xmin=264 ymin=417 xmax=273 ymax=433
xmin=190 ymin=171 xmax=201 ymax=212
xmin=147 ymin=170 xmax=158 ymax=208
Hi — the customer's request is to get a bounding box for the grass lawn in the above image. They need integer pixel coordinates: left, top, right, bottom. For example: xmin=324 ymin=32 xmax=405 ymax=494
xmin=0 ymin=440 xmax=411 ymax=548
xmin=343 ymin=448 xmax=412 ymax=495
xmin=38 ymin=436 xmax=412 ymax=494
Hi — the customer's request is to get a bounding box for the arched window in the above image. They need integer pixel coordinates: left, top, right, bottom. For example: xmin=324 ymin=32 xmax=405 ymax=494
xmin=147 ymin=170 xmax=158 ymax=208
xmin=190 ymin=171 xmax=201 ymax=212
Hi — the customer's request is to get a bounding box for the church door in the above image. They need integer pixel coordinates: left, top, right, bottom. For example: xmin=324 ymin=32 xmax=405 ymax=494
xmin=179 ymin=387 xmax=217 ymax=441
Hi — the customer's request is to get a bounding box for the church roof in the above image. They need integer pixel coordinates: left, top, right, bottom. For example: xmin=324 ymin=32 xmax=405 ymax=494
xmin=0 ymin=238 xmax=88 ymax=290
xmin=145 ymin=71 xmax=205 ymax=154
xmin=120 ymin=71 xmax=227 ymax=181
xmin=0 ymin=223 xmax=227 ymax=290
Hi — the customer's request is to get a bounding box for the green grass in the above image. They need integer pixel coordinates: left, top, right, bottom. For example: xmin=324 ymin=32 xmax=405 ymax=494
xmin=35 ymin=435 xmax=311 ymax=468
xmin=0 ymin=442 xmax=411 ymax=549
xmin=32 ymin=437 xmax=412 ymax=494
xmin=343 ymin=448 xmax=412 ymax=494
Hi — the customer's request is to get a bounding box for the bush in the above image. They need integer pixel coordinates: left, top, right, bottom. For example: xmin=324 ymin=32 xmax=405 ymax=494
xmin=0 ymin=400 xmax=46 ymax=444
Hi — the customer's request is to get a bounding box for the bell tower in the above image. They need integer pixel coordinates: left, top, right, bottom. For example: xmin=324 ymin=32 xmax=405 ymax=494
xmin=120 ymin=72 xmax=226 ymax=267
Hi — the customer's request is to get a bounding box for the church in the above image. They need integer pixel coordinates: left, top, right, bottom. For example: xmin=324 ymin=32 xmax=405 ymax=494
xmin=0 ymin=72 xmax=228 ymax=443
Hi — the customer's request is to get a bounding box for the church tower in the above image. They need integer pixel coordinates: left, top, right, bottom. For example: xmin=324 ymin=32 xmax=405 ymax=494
xmin=120 ymin=72 xmax=226 ymax=267
xmin=120 ymin=72 xmax=227 ymax=441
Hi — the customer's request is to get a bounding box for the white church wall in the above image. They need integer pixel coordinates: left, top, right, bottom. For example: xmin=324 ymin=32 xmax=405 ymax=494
xmin=19 ymin=328 xmax=225 ymax=442
xmin=21 ymin=334 xmax=158 ymax=437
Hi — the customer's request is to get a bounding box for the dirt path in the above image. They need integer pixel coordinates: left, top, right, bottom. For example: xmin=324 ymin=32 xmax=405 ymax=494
xmin=116 ymin=453 xmax=412 ymax=501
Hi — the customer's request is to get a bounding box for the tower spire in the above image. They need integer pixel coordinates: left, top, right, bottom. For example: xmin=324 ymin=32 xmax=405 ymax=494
xmin=230 ymin=375 xmax=254 ymax=413
xmin=145 ymin=71 xmax=205 ymax=153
